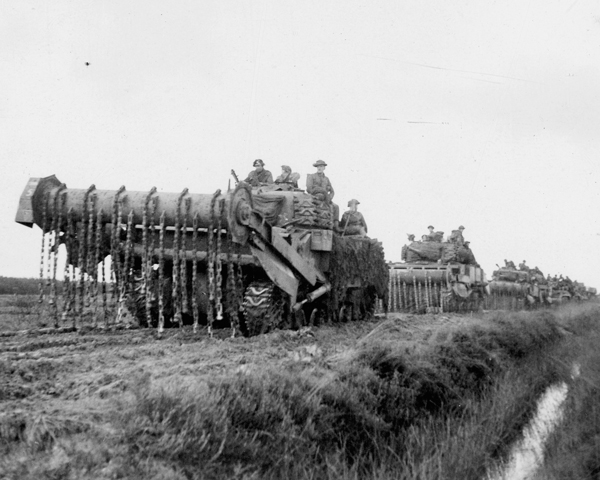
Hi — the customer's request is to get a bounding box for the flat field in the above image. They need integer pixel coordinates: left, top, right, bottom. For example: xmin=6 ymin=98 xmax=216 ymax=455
xmin=0 ymin=294 xmax=589 ymax=479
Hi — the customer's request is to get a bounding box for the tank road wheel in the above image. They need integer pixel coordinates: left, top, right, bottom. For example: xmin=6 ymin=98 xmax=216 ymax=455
xmin=242 ymin=281 xmax=287 ymax=336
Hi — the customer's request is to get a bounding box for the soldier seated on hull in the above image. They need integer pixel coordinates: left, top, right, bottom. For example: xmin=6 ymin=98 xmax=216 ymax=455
xmin=244 ymin=159 xmax=274 ymax=187
xmin=274 ymin=165 xmax=300 ymax=190
xmin=340 ymin=199 xmax=368 ymax=237
xmin=504 ymin=259 xmax=516 ymax=269
xmin=518 ymin=260 xmax=529 ymax=272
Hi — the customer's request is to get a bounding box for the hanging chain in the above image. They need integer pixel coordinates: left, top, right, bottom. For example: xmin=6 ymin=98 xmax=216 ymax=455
xmin=215 ymin=197 xmax=224 ymax=321
xmin=236 ymin=247 xmax=244 ymax=317
xmin=158 ymin=211 xmax=166 ymax=335
xmin=180 ymin=196 xmax=191 ymax=321
xmin=172 ymin=189 xmax=188 ymax=327
xmin=207 ymin=190 xmax=221 ymax=337
xmin=64 ymin=208 xmax=75 ymax=327
xmin=226 ymin=222 xmax=239 ymax=337
xmin=143 ymin=188 xmax=157 ymax=328
xmin=96 ymin=208 xmax=107 ymax=326
xmin=50 ymin=185 xmax=66 ymax=326
xmin=38 ymin=191 xmax=49 ymax=306
xmin=86 ymin=192 xmax=97 ymax=314
xmin=119 ymin=209 xmax=134 ymax=325
xmin=110 ymin=186 xmax=125 ymax=301
xmin=192 ymin=213 xmax=199 ymax=333
xmin=77 ymin=186 xmax=94 ymax=318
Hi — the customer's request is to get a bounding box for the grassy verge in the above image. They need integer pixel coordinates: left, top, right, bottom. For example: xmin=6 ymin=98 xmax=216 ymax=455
xmin=0 ymin=308 xmax=583 ymax=480
xmin=533 ymin=303 xmax=600 ymax=480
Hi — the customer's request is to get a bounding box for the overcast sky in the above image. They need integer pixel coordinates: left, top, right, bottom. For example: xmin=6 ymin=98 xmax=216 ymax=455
xmin=2 ymin=0 xmax=600 ymax=289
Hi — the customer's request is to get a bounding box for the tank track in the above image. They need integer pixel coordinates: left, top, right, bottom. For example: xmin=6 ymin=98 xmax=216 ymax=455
xmin=242 ymin=281 xmax=286 ymax=336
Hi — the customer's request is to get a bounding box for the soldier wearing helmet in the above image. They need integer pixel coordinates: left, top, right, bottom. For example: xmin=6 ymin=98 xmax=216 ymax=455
xmin=244 ymin=159 xmax=273 ymax=187
xmin=340 ymin=199 xmax=368 ymax=237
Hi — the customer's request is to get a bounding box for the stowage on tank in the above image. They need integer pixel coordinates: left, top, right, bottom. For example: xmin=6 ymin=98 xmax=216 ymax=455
xmin=388 ymin=232 xmax=487 ymax=313
xmin=15 ymin=175 xmax=388 ymax=335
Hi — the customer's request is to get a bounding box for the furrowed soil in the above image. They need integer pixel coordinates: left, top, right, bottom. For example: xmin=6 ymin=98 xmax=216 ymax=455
xmin=0 ymin=294 xmax=588 ymax=480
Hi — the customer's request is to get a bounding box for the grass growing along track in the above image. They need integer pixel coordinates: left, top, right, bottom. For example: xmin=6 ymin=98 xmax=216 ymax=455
xmin=533 ymin=303 xmax=600 ymax=479
xmin=0 ymin=297 xmax=595 ymax=479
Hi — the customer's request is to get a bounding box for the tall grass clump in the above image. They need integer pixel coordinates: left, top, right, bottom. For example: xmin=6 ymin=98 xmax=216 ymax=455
xmin=534 ymin=303 xmax=600 ymax=480
xmin=107 ymin=310 xmax=569 ymax=480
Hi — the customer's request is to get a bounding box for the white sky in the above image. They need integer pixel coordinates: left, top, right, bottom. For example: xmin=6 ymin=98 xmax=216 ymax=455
xmin=2 ymin=0 xmax=600 ymax=288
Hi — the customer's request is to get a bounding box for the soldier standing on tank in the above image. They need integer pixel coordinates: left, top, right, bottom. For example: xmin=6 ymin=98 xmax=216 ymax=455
xmin=306 ymin=160 xmax=335 ymax=202
xmin=306 ymin=159 xmax=339 ymax=228
xmin=244 ymin=159 xmax=273 ymax=187
xmin=449 ymin=225 xmax=465 ymax=245
xmin=425 ymin=225 xmax=435 ymax=241
xmin=340 ymin=199 xmax=368 ymax=237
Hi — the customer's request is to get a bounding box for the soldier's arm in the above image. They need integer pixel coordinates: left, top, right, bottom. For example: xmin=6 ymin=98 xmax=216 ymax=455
xmin=264 ymin=171 xmax=274 ymax=184
xmin=328 ymin=179 xmax=335 ymax=199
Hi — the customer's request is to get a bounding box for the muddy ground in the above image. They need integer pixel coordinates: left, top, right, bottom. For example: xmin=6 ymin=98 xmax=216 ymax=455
xmin=0 ymin=298 xmax=475 ymax=437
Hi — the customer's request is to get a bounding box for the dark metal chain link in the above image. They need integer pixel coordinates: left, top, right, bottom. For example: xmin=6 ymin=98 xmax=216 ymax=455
xmin=39 ymin=191 xmax=49 ymax=306
xmin=215 ymin=197 xmax=224 ymax=321
xmin=181 ymin=196 xmax=191 ymax=322
xmin=110 ymin=186 xmax=125 ymax=301
xmin=158 ymin=211 xmax=166 ymax=334
xmin=192 ymin=212 xmax=199 ymax=333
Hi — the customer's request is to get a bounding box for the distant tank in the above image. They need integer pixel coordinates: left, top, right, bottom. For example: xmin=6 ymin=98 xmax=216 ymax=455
xmin=486 ymin=267 xmax=551 ymax=310
xmin=387 ymin=238 xmax=487 ymax=313
xmin=15 ymin=175 xmax=388 ymax=335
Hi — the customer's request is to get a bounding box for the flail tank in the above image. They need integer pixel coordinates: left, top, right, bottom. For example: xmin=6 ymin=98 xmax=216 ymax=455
xmin=15 ymin=175 xmax=388 ymax=335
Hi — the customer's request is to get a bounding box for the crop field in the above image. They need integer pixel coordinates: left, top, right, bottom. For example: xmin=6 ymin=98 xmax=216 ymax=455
xmin=0 ymin=294 xmax=599 ymax=480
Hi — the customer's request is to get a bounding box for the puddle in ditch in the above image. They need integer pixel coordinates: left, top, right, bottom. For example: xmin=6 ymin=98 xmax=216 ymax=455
xmin=488 ymin=363 xmax=579 ymax=480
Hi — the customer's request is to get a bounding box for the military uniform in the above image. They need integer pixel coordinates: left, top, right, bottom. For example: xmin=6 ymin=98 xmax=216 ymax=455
xmin=306 ymin=172 xmax=334 ymax=202
xmin=340 ymin=210 xmax=367 ymax=236
xmin=275 ymin=171 xmax=300 ymax=188
xmin=244 ymin=169 xmax=273 ymax=187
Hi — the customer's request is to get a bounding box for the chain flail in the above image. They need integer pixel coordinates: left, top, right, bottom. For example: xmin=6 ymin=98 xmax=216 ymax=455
xmin=39 ymin=191 xmax=49 ymax=306
xmin=226 ymin=224 xmax=238 ymax=337
xmin=96 ymin=208 xmax=107 ymax=326
xmin=192 ymin=212 xmax=199 ymax=333
xmin=64 ymin=208 xmax=76 ymax=327
xmin=110 ymin=186 xmax=125 ymax=301
xmin=118 ymin=209 xmax=134 ymax=325
xmin=215 ymin=197 xmax=224 ymax=321
xmin=181 ymin=197 xmax=191 ymax=320
xmin=207 ymin=190 xmax=221 ymax=337
xmin=50 ymin=185 xmax=66 ymax=326
xmin=158 ymin=211 xmax=166 ymax=334
xmin=143 ymin=187 xmax=157 ymax=328
xmin=172 ymin=188 xmax=188 ymax=327
xmin=87 ymin=192 xmax=97 ymax=316
xmin=236 ymin=248 xmax=244 ymax=317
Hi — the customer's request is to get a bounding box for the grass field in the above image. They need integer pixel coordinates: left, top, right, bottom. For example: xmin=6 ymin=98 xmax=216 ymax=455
xmin=0 ymin=295 xmax=598 ymax=479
